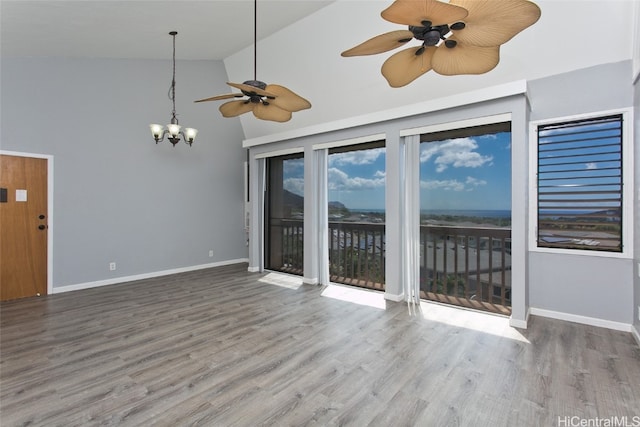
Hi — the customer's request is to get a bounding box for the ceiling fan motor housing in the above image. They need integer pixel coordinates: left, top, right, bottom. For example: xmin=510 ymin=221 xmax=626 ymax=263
xmin=409 ymin=22 xmax=451 ymax=46
xmin=242 ymin=80 xmax=267 ymax=91
xmin=241 ymin=80 xmax=268 ymax=102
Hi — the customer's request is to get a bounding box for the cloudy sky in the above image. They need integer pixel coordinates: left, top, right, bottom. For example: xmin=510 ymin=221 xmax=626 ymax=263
xmin=420 ymin=132 xmax=511 ymax=211
xmin=282 ymin=131 xmax=512 ymax=212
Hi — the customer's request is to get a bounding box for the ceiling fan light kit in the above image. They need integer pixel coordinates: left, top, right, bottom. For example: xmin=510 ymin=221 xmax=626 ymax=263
xmin=342 ymin=0 xmax=541 ymax=87
xmin=195 ymin=0 xmax=311 ymax=122
xmin=150 ymin=31 xmax=198 ymax=146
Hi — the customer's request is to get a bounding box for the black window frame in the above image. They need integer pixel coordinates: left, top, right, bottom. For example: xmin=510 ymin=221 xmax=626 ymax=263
xmin=536 ymin=114 xmax=624 ymax=253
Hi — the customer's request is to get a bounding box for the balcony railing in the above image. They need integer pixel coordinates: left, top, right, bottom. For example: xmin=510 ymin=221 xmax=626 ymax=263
xmin=269 ymin=220 xmax=511 ymax=315
xmin=420 ymin=225 xmax=512 ymax=315
xmin=268 ymin=218 xmax=304 ymax=275
xmin=328 ymin=221 xmax=385 ymax=291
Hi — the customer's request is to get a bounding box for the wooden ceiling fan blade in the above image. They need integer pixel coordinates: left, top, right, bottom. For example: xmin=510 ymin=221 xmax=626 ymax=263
xmin=219 ymin=100 xmax=255 ymax=118
xmin=381 ymin=46 xmax=435 ymax=87
xmin=431 ymin=41 xmax=499 ymax=75
xmin=381 ymin=0 xmax=468 ymax=27
xmin=227 ymin=82 xmax=276 ymax=98
xmin=253 ymin=103 xmax=292 ymax=122
xmin=341 ymin=30 xmax=415 ymax=57
xmin=194 ymin=93 xmax=242 ymax=103
xmin=449 ymin=0 xmax=541 ymax=47
xmin=264 ymin=84 xmax=311 ymax=112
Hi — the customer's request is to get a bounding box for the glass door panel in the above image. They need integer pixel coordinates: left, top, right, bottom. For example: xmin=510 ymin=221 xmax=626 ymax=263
xmin=265 ymin=154 xmax=304 ymax=275
xmin=327 ymin=141 xmax=386 ymax=290
xmin=419 ymin=123 xmax=512 ymax=314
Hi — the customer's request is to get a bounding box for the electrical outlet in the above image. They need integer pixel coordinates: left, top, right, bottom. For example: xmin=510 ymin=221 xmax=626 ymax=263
xmin=109 ymin=262 xmax=116 ymax=271
xmin=209 ymin=250 xmax=214 ymax=257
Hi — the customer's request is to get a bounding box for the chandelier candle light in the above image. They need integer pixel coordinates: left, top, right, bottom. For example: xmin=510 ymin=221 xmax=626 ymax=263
xmin=150 ymin=31 xmax=198 ymax=146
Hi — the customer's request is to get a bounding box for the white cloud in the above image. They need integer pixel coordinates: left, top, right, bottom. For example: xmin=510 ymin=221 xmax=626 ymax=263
xmin=329 ymin=147 xmax=385 ymax=166
xmin=283 ymin=158 xmax=304 ymax=174
xmin=420 ymin=137 xmax=493 ymax=172
xmin=420 ymin=176 xmax=487 ymax=192
xmin=585 ymin=162 xmax=598 ymax=170
xmin=328 ymin=167 xmax=385 ymax=191
xmin=420 ymin=179 xmax=466 ymax=192
xmin=374 ymin=170 xmax=386 ymax=178
xmin=465 ymin=176 xmax=487 ymax=187
xmin=283 ymin=177 xmax=304 ymax=196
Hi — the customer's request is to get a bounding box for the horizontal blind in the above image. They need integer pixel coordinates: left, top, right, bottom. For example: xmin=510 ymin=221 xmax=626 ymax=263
xmin=537 ymin=114 xmax=622 ymax=252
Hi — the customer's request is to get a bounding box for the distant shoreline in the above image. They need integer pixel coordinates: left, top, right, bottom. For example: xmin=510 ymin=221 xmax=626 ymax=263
xmin=349 ymin=208 xmax=512 ymax=219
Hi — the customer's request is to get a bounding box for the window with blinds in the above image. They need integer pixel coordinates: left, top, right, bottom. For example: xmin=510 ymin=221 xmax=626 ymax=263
xmin=536 ymin=114 xmax=623 ymax=252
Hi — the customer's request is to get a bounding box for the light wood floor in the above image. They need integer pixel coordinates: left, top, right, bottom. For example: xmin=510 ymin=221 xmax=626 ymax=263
xmin=1 ymin=263 xmax=639 ymax=426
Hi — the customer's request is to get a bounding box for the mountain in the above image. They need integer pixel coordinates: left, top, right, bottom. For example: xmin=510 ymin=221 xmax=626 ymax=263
xmin=283 ymin=190 xmax=349 ymax=213
xmin=328 ymin=201 xmax=347 ymax=210
xmin=283 ymin=190 xmax=304 ymax=209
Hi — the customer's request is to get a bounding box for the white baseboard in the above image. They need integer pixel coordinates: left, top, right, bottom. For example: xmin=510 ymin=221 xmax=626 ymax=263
xmin=247 ymin=266 xmax=260 ymax=273
xmin=303 ymin=277 xmax=318 ymax=285
xmin=384 ymin=291 xmax=404 ymax=302
xmin=529 ymin=307 xmax=633 ymax=333
xmin=52 ymin=258 xmax=249 ymax=294
xmin=510 ymin=308 xmax=530 ymax=329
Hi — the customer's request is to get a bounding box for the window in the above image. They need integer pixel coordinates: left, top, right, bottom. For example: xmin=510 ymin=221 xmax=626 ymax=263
xmin=536 ymin=114 xmax=624 ymax=252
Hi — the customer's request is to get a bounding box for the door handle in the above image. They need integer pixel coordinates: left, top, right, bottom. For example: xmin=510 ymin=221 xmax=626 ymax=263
xmin=38 ymin=225 xmax=46 ymax=230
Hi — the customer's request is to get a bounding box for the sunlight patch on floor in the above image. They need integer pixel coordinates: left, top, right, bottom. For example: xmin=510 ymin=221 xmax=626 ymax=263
xmin=417 ymin=301 xmax=530 ymax=343
xmin=258 ymin=272 xmax=303 ymax=290
xmin=321 ymin=284 xmax=386 ymax=310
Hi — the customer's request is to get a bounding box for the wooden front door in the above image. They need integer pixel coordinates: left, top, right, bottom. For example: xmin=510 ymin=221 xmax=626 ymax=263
xmin=0 ymin=155 xmax=48 ymax=301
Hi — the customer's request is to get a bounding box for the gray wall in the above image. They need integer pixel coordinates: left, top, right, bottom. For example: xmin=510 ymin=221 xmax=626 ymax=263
xmin=1 ymin=57 xmax=247 ymax=288
xmin=528 ymin=61 xmax=633 ymax=122
xmin=528 ymin=61 xmax=635 ymax=324
xmin=634 ymin=72 xmax=640 ymax=333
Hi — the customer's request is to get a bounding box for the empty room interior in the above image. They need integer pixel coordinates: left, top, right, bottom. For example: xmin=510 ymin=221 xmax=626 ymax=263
xmin=1 ymin=0 xmax=639 ymax=425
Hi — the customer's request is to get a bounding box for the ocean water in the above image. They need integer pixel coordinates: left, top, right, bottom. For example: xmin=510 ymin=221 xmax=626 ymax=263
xmin=349 ymin=209 xmax=512 ymax=218
xmin=421 ymin=209 xmax=511 ymax=218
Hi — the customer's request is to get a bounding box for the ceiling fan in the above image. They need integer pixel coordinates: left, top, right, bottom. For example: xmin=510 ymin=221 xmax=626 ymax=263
xmin=341 ymin=0 xmax=541 ymax=88
xmin=195 ymin=0 xmax=311 ymax=122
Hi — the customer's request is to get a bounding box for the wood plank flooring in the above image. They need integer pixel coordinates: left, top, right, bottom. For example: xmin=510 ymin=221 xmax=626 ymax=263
xmin=1 ymin=263 xmax=639 ymax=426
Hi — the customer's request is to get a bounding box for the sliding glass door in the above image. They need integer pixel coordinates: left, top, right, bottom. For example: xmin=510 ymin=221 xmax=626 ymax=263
xmin=327 ymin=141 xmax=386 ymax=290
xmin=419 ymin=123 xmax=513 ymax=314
xmin=265 ymin=153 xmax=304 ymax=275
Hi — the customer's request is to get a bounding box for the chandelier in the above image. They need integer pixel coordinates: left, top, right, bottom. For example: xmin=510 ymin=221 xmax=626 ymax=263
xmin=150 ymin=31 xmax=198 ymax=146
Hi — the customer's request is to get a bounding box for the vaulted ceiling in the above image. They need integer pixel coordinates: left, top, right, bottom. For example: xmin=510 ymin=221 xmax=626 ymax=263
xmin=2 ymin=0 xmax=637 ymax=141
xmin=0 ymin=1 xmax=335 ymax=60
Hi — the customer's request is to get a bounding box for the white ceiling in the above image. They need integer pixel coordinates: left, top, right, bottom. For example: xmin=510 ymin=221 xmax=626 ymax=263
xmin=0 ymin=0 xmax=336 ymax=60
xmin=3 ymin=0 xmax=637 ymax=141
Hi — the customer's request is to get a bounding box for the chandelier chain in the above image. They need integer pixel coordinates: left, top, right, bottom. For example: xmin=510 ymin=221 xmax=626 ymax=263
xmin=169 ymin=32 xmax=177 ymax=123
